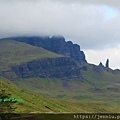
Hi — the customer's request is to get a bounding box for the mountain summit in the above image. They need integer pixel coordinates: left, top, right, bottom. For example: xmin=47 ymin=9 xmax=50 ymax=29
xmin=7 ymin=36 xmax=87 ymax=63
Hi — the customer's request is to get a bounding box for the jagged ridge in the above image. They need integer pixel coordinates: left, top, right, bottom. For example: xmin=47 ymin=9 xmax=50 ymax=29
xmin=7 ymin=36 xmax=87 ymax=63
xmin=1 ymin=57 xmax=82 ymax=80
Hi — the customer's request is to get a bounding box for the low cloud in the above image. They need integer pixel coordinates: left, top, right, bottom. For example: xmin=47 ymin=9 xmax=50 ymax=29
xmin=0 ymin=0 xmax=120 ymax=50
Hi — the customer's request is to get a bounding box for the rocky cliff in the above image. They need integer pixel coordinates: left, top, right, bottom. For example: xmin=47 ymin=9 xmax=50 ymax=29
xmin=8 ymin=36 xmax=87 ymax=63
xmin=1 ymin=57 xmax=82 ymax=80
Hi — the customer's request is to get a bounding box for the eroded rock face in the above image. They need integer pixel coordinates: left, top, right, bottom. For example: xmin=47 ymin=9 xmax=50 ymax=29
xmin=1 ymin=57 xmax=82 ymax=80
xmin=99 ymin=62 xmax=104 ymax=67
xmin=9 ymin=36 xmax=87 ymax=63
xmin=105 ymin=59 xmax=109 ymax=68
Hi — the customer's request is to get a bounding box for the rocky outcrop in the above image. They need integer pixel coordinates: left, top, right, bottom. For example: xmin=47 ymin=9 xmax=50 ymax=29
xmin=8 ymin=36 xmax=87 ymax=63
xmin=1 ymin=57 xmax=82 ymax=80
xmin=98 ymin=59 xmax=110 ymax=69
xmin=105 ymin=59 xmax=109 ymax=68
xmin=99 ymin=62 xmax=104 ymax=67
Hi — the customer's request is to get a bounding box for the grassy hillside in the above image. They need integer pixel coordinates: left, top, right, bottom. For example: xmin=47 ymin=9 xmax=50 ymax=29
xmin=0 ymin=40 xmax=61 ymax=70
xmin=5 ymin=62 xmax=119 ymax=113
xmin=81 ymin=63 xmax=120 ymax=89
xmin=3 ymin=71 xmax=119 ymax=113
xmin=0 ymin=79 xmax=73 ymax=113
xmin=0 ymin=39 xmax=120 ymax=113
xmin=0 ymin=79 xmax=119 ymax=113
xmin=10 ymin=64 xmax=120 ymax=103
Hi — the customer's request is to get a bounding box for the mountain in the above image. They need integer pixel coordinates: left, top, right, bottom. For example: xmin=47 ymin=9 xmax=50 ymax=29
xmin=0 ymin=39 xmax=82 ymax=81
xmin=0 ymin=36 xmax=120 ymax=113
xmin=4 ymin=36 xmax=87 ymax=63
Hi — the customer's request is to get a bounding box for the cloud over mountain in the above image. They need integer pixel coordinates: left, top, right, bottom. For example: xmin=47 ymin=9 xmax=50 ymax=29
xmin=0 ymin=0 xmax=120 ymax=68
xmin=0 ymin=0 xmax=120 ymax=49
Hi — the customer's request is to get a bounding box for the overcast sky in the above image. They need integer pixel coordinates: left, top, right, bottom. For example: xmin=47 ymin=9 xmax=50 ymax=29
xmin=0 ymin=0 xmax=120 ymax=69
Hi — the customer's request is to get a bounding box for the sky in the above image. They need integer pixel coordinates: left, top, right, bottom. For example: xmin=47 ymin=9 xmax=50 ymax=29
xmin=0 ymin=0 xmax=120 ymax=69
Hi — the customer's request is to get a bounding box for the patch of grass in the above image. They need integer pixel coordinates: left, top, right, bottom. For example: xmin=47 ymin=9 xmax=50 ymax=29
xmin=0 ymin=40 xmax=61 ymax=70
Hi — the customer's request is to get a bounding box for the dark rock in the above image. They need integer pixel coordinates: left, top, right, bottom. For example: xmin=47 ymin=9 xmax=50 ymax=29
xmin=93 ymin=65 xmax=103 ymax=75
xmin=99 ymin=62 xmax=104 ymax=67
xmin=5 ymin=57 xmax=82 ymax=80
xmin=105 ymin=59 xmax=109 ymax=68
xmin=82 ymin=66 xmax=87 ymax=71
xmin=7 ymin=36 xmax=87 ymax=63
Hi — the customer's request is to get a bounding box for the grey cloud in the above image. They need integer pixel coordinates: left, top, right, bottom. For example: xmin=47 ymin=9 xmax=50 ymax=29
xmin=1 ymin=0 xmax=120 ymax=8
xmin=0 ymin=0 xmax=120 ymax=50
xmin=72 ymin=0 xmax=120 ymax=9
xmin=53 ymin=0 xmax=120 ymax=9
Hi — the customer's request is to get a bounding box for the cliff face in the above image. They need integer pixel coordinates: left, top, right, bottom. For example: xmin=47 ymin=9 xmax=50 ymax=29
xmin=1 ymin=57 xmax=82 ymax=80
xmin=10 ymin=36 xmax=87 ymax=63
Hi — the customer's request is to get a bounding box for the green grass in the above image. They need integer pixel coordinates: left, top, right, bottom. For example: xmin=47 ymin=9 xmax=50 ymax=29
xmin=4 ymin=76 xmax=119 ymax=113
xmin=0 ymin=79 xmax=69 ymax=113
xmin=81 ymin=63 xmax=120 ymax=89
xmin=0 ymin=79 xmax=119 ymax=113
xmin=0 ymin=40 xmax=61 ymax=70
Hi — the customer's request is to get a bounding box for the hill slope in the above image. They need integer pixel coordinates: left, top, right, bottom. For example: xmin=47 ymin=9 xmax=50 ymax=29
xmin=0 ymin=79 xmax=119 ymax=113
xmin=0 ymin=39 xmax=61 ymax=70
xmin=0 ymin=39 xmax=83 ymax=81
xmin=4 ymin=36 xmax=87 ymax=63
